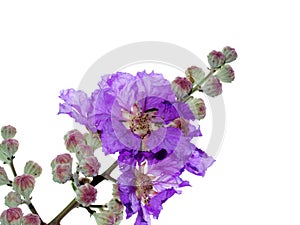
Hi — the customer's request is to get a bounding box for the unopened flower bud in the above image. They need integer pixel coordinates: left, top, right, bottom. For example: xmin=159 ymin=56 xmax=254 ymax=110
xmin=222 ymin=46 xmax=237 ymax=63
xmin=171 ymin=77 xmax=192 ymax=99
xmin=215 ymin=64 xmax=235 ymax=83
xmin=0 ymin=207 xmax=23 ymax=225
xmin=94 ymin=212 xmax=113 ymax=225
xmin=51 ymin=154 xmax=73 ymax=184
xmin=76 ymin=183 xmax=97 ymax=207
xmin=207 ymin=50 xmax=226 ymax=68
xmin=51 ymin=153 xmax=73 ymax=168
xmin=187 ymin=98 xmax=206 ymax=120
xmin=0 ymin=166 xmax=10 ymax=186
xmin=52 ymin=164 xmax=73 ymax=184
xmin=1 ymin=125 xmax=17 ymax=140
xmin=108 ymin=199 xmax=124 ymax=214
xmin=0 ymin=139 xmax=19 ymax=162
xmin=84 ymin=132 xmax=102 ymax=150
xmin=79 ymin=156 xmax=101 ymax=177
xmin=22 ymin=214 xmax=41 ymax=225
xmin=24 ymin=161 xmax=42 ymax=178
xmin=64 ymin=129 xmax=85 ymax=153
xmin=185 ymin=66 xmax=205 ymax=84
xmin=13 ymin=174 xmax=35 ymax=200
xmin=202 ymin=76 xmax=223 ymax=97
xmin=75 ymin=144 xmax=94 ymax=161
xmin=5 ymin=192 xmax=22 ymax=208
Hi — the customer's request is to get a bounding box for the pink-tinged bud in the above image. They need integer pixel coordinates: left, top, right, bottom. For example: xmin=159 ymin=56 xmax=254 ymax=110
xmin=0 ymin=207 xmax=23 ymax=225
xmin=215 ymin=64 xmax=235 ymax=83
xmin=13 ymin=174 xmax=35 ymax=200
xmin=51 ymin=154 xmax=73 ymax=184
xmin=84 ymin=132 xmax=102 ymax=150
xmin=24 ymin=161 xmax=42 ymax=178
xmin=22 ymin=214 xmax=41 ymax=225
xmin=51 ymin=153 xmax=73 ymax=168
xmin=207 ymin=50 xmax=226 ymax=68
xmin=185 ymin=66 xmax=205 ymax=84
xmin=1 ymin=125 xmax=17 ymax=140
xmin=0 ymin=139 xmax=19 ymax=162
xmin=108 ymin=199 xmax=124 ymax=215
xmin=222 ymin=46 xmax=238 ymax=63
xmin=171 ymin=77 xmax=193 ymax=100
xmin=5 ymin=192 xmax=22 ymax=208
xmin=202 ymin=76 xmax=223 ymax=97
xmin=75 ymin=144 xmax=94 ymax=161
xmin=52 ymin=164 xmax=73 ymax=184
xmin=0 ymin=166 xmax=10 ymax=186
xmin=79 ymin=156 xmax=101 ymax=177
xmin=76 ymin=183 xmax=97 ymax=207
xmin=187 ymin=98 xmax=206 ymax=120
xmin=94 ymin=211 xmax=122 ymax=225
xmin=64 ymin=129 xmax=85 ymax=153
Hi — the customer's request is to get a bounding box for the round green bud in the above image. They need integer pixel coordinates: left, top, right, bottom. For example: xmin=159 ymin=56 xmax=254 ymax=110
xmin=13 ymin=174 xmax=35 ymax=201
xmin=5 ymin=191 xmax=22 ymax=208
xmin=215 ymin=64 xmax=235 ymax=83
xmin=0 ymin=166 xmax=10 ymax=186
xmin=222 ymin=46 xmax=238 ymax=63
xmin=202 ymin=76 xmax=223 ymax=97
xmin=185 ymin=66 xmax=205 ymax=84
xmin=207 ymin=50 xmax=226 ymax=68
xmin=24 ymin=161 xmax=42 ymax=178
xmin=1 ymin=125 xmax=17 ymax=140
xmin=0 ymin=139 xmax=19 ymax=163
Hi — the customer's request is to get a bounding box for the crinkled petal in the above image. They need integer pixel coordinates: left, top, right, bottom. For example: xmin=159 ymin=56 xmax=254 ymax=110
xmin=100 ymin=119 xmax=131 ymax=154
xmin=173 ymin=101 xmax=195 ymax=120
xmin=185 ymin=148 xmax=215 ymax=176
xmin=134 ymin=208 xmax=151 ymax=225
xmin=118 ymin=174 xmax=140 ymax=218
xmin=146 ymin=189 xmax=176 ymax=219
xmin=151 ymin=127 xmax=181 ymax=154
xmin=58 ymin=89 xmax=96 ymax=131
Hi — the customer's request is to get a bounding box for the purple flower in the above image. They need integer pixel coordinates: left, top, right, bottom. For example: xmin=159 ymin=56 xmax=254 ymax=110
xmin=59 ymin=71 xmax=198 ymax=158
xmin=118 ymin=156 xmax=189 ymax=225
xmin=104 ymin=71 xmax=196 ymax=156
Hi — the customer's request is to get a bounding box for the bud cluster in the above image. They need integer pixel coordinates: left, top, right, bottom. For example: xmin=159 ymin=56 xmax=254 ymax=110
xmin=51 ymin=129 xmax=102 ymax=207
xmin=177 ymin=46 xmax=238 ymax=104
xmin=0 ymin=125 xmax=43 ymax=223
xmin=0 ymin=207 xmax=40 ymax=225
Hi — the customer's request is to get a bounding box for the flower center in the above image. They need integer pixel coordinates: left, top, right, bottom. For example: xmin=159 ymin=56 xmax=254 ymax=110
xmin=134 ymin=163 xmax=157 ymax=205
xmin=130 ymin=112 xmax=151 ymax=137
xmin=122 ymin=102 xmax=158 ymax=139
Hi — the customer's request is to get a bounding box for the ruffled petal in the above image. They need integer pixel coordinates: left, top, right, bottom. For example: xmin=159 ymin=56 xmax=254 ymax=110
xmin=185 ymin=148 xmax=215 ymax=176
xmin=58 ymin=89 xmax=96 ymax=131
xmin=146 ymin=189 xmax=176 ymax=219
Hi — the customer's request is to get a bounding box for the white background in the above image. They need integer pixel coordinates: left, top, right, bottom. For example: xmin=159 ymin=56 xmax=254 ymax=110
xmin=0 ymin=1 xmax=299 ymax=225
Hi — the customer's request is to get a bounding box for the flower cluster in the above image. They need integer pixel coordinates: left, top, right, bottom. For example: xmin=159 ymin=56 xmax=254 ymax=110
xmin=0 ymin=46 xmax=237 ymax=225
xmin=57 ymin=46 xmax=237 ymax=225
